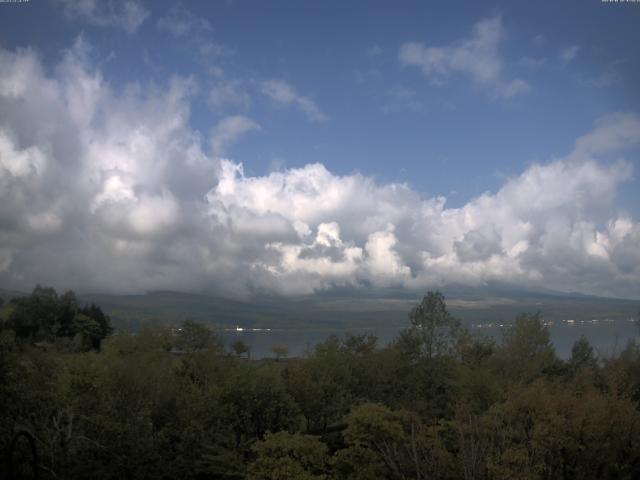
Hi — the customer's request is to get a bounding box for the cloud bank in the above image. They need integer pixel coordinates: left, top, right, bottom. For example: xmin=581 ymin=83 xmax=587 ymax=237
xmin=1 ymin=42 xmax=639 ymax=298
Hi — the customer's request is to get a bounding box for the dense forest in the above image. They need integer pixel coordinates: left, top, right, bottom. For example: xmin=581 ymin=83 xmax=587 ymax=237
xmin=1 ymin=287 xmax=640 ymax=479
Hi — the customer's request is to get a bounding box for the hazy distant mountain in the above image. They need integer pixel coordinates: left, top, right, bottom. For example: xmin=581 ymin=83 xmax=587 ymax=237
xmin=77 ymin=286 xmax=640 ymax=331
xmin=2 ymin=285 xmax=638 ymax=332
xmin=0 ymin=288 xmax=26 ymax=303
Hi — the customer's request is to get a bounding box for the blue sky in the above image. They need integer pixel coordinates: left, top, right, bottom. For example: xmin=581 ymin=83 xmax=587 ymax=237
xmin=3 ymin=1 xmax=639 ymax=201
xmin=0 ymin=0 xmax=639 ymax=298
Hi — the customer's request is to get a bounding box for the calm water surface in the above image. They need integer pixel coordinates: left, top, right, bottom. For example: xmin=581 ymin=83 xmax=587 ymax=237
xmin=219 ymin=319 xmax=639 ymax=359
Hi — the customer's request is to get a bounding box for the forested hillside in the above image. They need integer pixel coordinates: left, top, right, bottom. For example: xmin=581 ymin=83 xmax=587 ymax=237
xmin=1 ymin=288 xmax=640 ymax=479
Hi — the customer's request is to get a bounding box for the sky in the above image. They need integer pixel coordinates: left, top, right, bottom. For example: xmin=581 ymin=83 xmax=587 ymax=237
xmin=0 ymin=0 xmax=639 ymax=299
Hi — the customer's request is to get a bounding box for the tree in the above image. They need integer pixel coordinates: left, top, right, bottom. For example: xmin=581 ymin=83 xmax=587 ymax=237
xmin=570 ymin=335 xmax=597 ymax=371
xmin=342 ymin=333 xmax=378 ymax=356
xmin=221 ymin=364 xmax=298 ymax=445
xmin=496 ymin=312 xmax=558 ymax=383
xmin=456 ymin=328 xmax=495 ymax=366
xmin=287 ymin=337 xmax=355 ymax=432
xmin=3 ymin=287 xmax=111 ymax=351
xmin=484 ymin=380 xmax=640 ymax=479
xmin=69 ymin=313 xmax=103 ymax=352
xmin=248 ymin=432 xmax=329 ymax=480
xmin=339 ymin=403 xmax=453 ymax=480
xmin=407 ymin=291 xmax=461 ymax=359
xmin=7 ymin=286 xmax=60 ymax=341
xmin=57 ymin=290 xmax=78 ymax=338
xmin=78 ymin=303 xmax=112 ymax=349
xmin=176 ymin=320 xmax=212 ymax=353
xmin=231 ymin=339 xmax=251 ymax=359
xmin=198 ymin=439 xmax=246 ymax=479
xmin=601 ymin=339 xmax=640 ymax=403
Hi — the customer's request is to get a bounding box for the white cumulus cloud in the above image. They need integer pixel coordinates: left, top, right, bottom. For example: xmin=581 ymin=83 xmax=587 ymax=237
xmin=0 ymin=41 xmax=639 ymax=299
xmin=157 ymin=4 xmax=211 ymax=38
xmin=399 ymin=15 xmax=530 ymax=99
xmin=560 ymin=45 xmax=580 ymax=64
xmin=211 ymin=115 xmax=260 ymax=156
xmin=261 ymin=79 xmax=328 ymax=122
xmin=55 ymin=0 xmax=149 ymax=34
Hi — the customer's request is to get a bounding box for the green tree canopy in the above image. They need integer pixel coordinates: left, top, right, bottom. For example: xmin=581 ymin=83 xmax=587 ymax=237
xmin=231 ymin=339 xmax=251 ymax=358
xmin=176 ymin=319 xmax=213 ymax=353
xmin=5 ymin=286 xmax=111 ymax=350
xmin=570 ymin=335 xmax=598 ymax=371
xmin=248 ymin=431 xmax=329 ymax=480
xmin=497 ymin=312 xmax=558 ymax=382
xmin=406 ymin=291 xmax=461 ymax=359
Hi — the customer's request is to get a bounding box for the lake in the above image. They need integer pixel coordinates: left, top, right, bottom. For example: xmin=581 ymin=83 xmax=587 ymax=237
xmin=219 ymin=318 xmax=640 ymax=359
